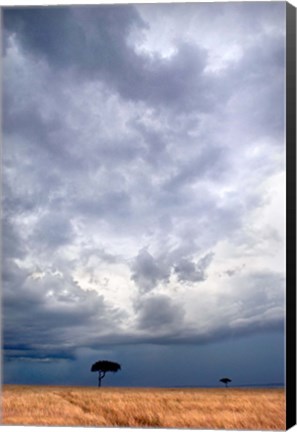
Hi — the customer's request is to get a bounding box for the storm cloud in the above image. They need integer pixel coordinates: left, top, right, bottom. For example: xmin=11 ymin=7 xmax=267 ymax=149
xmin=2 ymin=2 xmax=285 ymax=386
xmin=174 ymin=252 xmax=214 ymax=283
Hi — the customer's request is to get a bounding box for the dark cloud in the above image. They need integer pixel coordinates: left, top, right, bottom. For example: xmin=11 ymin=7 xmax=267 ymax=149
xmin=2 ymin=247 xmax=284 ymax=363
xmin=2 ymin=260 xmax=122 ymax=362
xmin=136 ymin=294 xmax=185 ymax=332
xmin=131 ymin=249 xmax=170 ymax=293
xmin=3 ymin=5 xmax=145 ymax=73
xmin=3 ymin=6 xmax=212 ymax=113
xmin=174 ymin=252 xmax=214 ymax=283
xmin=2 ymin=217 xmax=26 ymax=260
xmin=72 ymin=190 xmax=132 ymax=222
xmin=122 ymin=42 xmax=209 ymax=111
xmin=31 ymin=213 xmax=74 ymax=250
xmin=163 ymin=144 xmax=230 ymax=194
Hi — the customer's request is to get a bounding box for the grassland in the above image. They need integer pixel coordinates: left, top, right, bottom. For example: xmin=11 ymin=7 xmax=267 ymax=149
xmin=2 ymin=385 xmax=285 ymax=429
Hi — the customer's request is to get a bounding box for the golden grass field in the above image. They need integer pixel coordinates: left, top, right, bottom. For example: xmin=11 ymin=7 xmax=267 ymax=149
xmin=2 ymin=385 xmax=285 ymax=429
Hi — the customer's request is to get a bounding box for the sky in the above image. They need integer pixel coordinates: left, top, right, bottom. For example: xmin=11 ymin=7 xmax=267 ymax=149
xmin=2 ymin=1 xmax=286 ymax=388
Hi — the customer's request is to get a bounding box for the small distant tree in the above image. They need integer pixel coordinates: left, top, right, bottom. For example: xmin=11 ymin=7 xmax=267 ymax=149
xmin=220 ymin=377 xmax=232 ymax=388
xmin=91 ymin=360 xmax=121 ymax=387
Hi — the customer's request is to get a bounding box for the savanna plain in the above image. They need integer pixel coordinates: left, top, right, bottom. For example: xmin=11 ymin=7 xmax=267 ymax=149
xmin=2 ymin=385 xmax=285 ymax=429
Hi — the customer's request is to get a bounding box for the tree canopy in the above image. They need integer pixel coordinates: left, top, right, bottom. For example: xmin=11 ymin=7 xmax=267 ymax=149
xmin=91 ymin=360 xmax=121 ymax=387
xmin=219 ymin=377 xmax=232 ymax=387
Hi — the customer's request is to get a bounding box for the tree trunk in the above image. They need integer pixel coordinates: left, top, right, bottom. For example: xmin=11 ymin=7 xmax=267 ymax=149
xmin=98 ymin=371 xmax=105 ymax=387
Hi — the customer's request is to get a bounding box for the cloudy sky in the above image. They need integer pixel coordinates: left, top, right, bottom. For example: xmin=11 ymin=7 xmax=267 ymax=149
xmin=3 ymin=2 xmax=286 ymax=387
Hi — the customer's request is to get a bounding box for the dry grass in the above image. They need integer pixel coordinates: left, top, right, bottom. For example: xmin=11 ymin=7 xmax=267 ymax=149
xmin=2 ymin=385 xmax=285 ymax=429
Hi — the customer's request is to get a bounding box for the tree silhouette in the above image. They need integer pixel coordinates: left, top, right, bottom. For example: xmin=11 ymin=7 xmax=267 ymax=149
xmin=91 ymin=360 xmax=121 ymax=387
xmin=220 ymin=377 xmax=232 ymax=388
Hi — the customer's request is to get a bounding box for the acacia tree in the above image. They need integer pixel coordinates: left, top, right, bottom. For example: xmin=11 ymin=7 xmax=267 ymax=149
xmin=220 ymin=377 xmax=232 ymax=388
xmin=91 ymin=360 xmax=121 ymax=387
